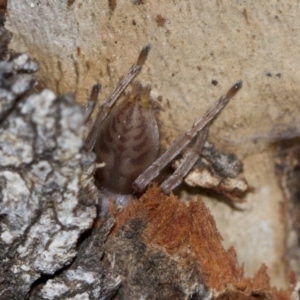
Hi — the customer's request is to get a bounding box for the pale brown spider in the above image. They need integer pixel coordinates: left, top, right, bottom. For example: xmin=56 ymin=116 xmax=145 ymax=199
xmin=85 ymin=46 xmax=242 ymax=214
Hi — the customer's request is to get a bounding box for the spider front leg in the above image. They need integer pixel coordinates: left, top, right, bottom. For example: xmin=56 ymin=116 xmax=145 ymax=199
xmin=84 ymin=83 xmax=102 ymax=122
xmin=85 ymin=45 xmax=151 ymax=151
xmin=160 ymin=127 xmax=209 ymax=194
xmin=133 ymin=80 xmax=243 ymax=193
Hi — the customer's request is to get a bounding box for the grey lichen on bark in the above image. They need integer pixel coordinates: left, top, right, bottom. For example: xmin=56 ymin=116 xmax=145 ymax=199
xmin=32 ymin=217 xmax=121 ymax=300
xmin=0 ymin=27 xmax=99 ymax=299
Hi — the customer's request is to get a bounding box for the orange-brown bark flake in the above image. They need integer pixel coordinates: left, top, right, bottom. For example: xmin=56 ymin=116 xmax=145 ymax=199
xmin=112 ymin=186 xmax=294 ymax=299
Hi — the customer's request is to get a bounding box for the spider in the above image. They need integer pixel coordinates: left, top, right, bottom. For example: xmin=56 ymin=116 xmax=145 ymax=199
xmin=84 ymin=46 xmax=242 ymax=214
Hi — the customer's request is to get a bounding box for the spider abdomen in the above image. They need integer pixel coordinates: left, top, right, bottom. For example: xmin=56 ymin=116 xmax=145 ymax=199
xmin=94 ymin=82 xmax=159 ymax=194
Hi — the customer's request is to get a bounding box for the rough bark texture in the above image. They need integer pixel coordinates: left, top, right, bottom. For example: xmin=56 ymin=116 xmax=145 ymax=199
xmin=30 ymin=218 xmax=121 ymax=300
xmin=0 ymin=27 xmax=98 ymax=299
xmin=3 ymin=1 xmax=300 ymax=299
xmin=5 ymin=1 xmax=298 ymax=287
xmin=0 ymin=26 xmax=297 ymax=298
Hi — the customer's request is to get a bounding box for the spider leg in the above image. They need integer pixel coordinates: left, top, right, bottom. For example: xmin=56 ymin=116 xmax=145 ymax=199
xmin=84 ymin=83 xmax=102 ymax=122
xmin=133 ymin=80 xmax=242 ymax=193
xmin=85 ymin=45 xmax=151 ymax=151
xmin=160 ymin=126 xmax=209 ymax=194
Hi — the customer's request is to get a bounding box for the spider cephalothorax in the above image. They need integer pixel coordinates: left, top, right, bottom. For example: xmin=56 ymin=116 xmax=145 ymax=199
xmin=85 ymin=46 xmax=242 ymax=212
